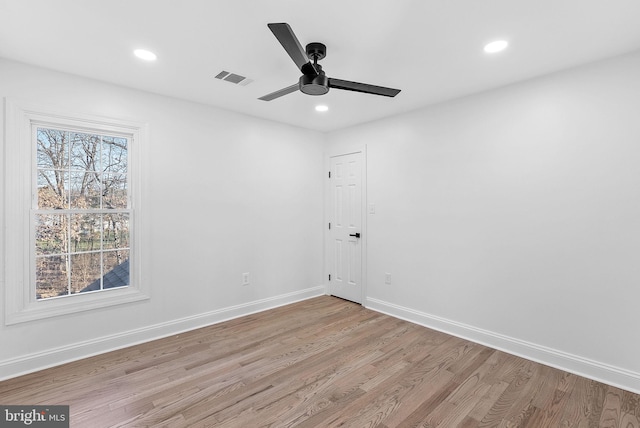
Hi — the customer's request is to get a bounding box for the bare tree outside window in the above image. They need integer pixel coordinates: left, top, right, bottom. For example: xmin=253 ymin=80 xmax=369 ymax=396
xmin=35 ymin=127 xmax=130 ymax=299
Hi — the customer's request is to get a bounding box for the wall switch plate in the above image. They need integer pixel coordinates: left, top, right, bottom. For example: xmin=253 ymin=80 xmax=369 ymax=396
xmin=368 ymin=203 xmax=376 ymax=214
xmin=242 ymin=272 xmax=250 ymax=286
xmin=385 ymin=273 xmax=391 ymax=285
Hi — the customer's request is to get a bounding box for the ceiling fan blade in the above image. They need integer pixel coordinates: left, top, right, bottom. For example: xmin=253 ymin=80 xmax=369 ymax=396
xmin=328 ymin=78 xmax=401 ymax=97
xmin=267 ymin=23 xmax=317 ymax=75
xmin=258 ymin=83 xmax=299 ymax=101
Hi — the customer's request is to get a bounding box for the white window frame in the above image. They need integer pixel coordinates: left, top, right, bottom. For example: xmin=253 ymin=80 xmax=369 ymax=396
xmin=3 ymin=99 xmax=149 ymax=325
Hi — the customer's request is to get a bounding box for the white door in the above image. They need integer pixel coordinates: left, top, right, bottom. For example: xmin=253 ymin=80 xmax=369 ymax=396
xmin=329 ymin=152 xmax=363 ymax=303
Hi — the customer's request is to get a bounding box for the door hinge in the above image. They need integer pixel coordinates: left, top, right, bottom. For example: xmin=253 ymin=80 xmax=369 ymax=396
xmin=328 ymin=274 xmax=331 ymax=281
xmin=328 ymin=171 xmax=331 ymax=178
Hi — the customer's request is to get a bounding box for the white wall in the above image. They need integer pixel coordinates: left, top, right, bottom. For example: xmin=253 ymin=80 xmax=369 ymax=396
xmin=0 ymin=58 xmax=325 ymax=378
xmin=327 ymin=50 xmax=640 ymax=392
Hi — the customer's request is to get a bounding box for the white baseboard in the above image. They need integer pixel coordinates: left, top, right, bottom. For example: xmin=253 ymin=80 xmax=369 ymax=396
xmin=0 ymin=286 xmax=325 ymax=381
xmin=365 ymin=297 xmax=640 ymax=395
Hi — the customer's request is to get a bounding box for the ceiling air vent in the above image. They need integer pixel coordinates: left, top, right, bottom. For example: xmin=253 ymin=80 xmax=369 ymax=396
xmin=215 ymin=71 xmax=253 ymax=86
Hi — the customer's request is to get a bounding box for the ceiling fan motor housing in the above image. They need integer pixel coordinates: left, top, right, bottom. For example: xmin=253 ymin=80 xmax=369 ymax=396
xmin=300 ymin=71 xmax=329 ymax=95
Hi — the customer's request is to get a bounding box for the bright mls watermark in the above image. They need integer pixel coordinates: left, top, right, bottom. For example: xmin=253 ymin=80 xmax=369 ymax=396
xmin=0 ymin=406 xmax=69 ymax=427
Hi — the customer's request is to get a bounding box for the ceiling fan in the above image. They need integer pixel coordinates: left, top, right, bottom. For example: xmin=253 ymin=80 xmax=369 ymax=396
xmin=259 ymin=23 xmax=401 ymax=101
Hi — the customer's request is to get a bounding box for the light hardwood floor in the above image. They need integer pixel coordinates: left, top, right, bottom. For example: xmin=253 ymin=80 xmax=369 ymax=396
xmin=1 ymin=296 xmax=639 ymax=427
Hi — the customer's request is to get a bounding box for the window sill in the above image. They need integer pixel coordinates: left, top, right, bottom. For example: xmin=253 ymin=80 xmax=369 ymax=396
xmin=5 ymin=286 xmax=149 ymax=325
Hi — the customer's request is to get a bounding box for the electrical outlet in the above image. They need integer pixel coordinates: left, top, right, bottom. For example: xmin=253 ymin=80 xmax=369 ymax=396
xmin=242 ymin=272 xmax=250 ymax=286
xmin=385 ymin=273 xmax=391 ymax=285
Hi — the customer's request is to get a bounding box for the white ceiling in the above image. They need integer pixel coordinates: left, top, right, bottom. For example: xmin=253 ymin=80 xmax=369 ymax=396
xmin=1 ymin=0 xmax=640 ymax=132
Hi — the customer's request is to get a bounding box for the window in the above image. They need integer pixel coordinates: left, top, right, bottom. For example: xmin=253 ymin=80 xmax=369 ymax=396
xmin=4 ymin=100 xmax=148 ymax=324
xmin=34 ymin=127 xmax=130 ymax=300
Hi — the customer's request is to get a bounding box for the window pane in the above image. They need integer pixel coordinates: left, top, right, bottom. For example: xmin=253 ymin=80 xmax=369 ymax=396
xmin=103 ymin=174 xmax=127 ymax=209
xmin=103 ymin=250 xmax=129 ymax=289
xmin=37 ymin=128 xmax=68 ymax=169
xmin=37 ymin=170 xmax=68 ymax=209
xmin=36 ymin=255 xmax=69 ymax=299
xmin=102 ymin=136 xmax=127 ymax=174
xmin=70 ymin=214 xmax=101 ymax=253
xmin=103 ymin=213 xmax=129 ymax=249
xmin=70 ymin=171 xmax=102 ymax=209
xmin=70 ymin=132 xmax=100 ymax=171
xmin=35 ymin=214 xmax=68 ymax=255
xmin=70 ymin=252 xmax=102 ymax=294
xmin=33 ymin=126 xmax=133 ymax=302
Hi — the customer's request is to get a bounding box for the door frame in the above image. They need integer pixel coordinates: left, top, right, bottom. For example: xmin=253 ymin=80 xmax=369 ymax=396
xmin=324 ymin=145 xmax=367 ymax=304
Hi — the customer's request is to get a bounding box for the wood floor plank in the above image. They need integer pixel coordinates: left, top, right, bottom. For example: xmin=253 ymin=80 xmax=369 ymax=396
xmin=1 ymin=295 xmax=638 ymax=428
xmin=557 ymin=377 xmax=600 ymax=428
xmin=524 ymin=370 xmax=577 ymax=428
xmin=598 ymin=385 xmax=625 ymax=427
xmin=497 ymin=361 xmax=546 ymax=427
xmin=477 ymin=359 xmax=534 ymax=427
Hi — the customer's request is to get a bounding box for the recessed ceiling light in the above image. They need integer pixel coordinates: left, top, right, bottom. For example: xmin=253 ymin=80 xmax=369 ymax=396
xmin=484 ymin=40 xmax=508 ymax=54
xmin=133 ymin=49 xmax=157 ymax=61
xmin=315 ymin=105 xmax=329 ymax=112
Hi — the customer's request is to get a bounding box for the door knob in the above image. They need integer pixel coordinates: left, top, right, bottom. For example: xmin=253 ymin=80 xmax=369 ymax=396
xmin=349 ymin=233 xmax=361 ymax=238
